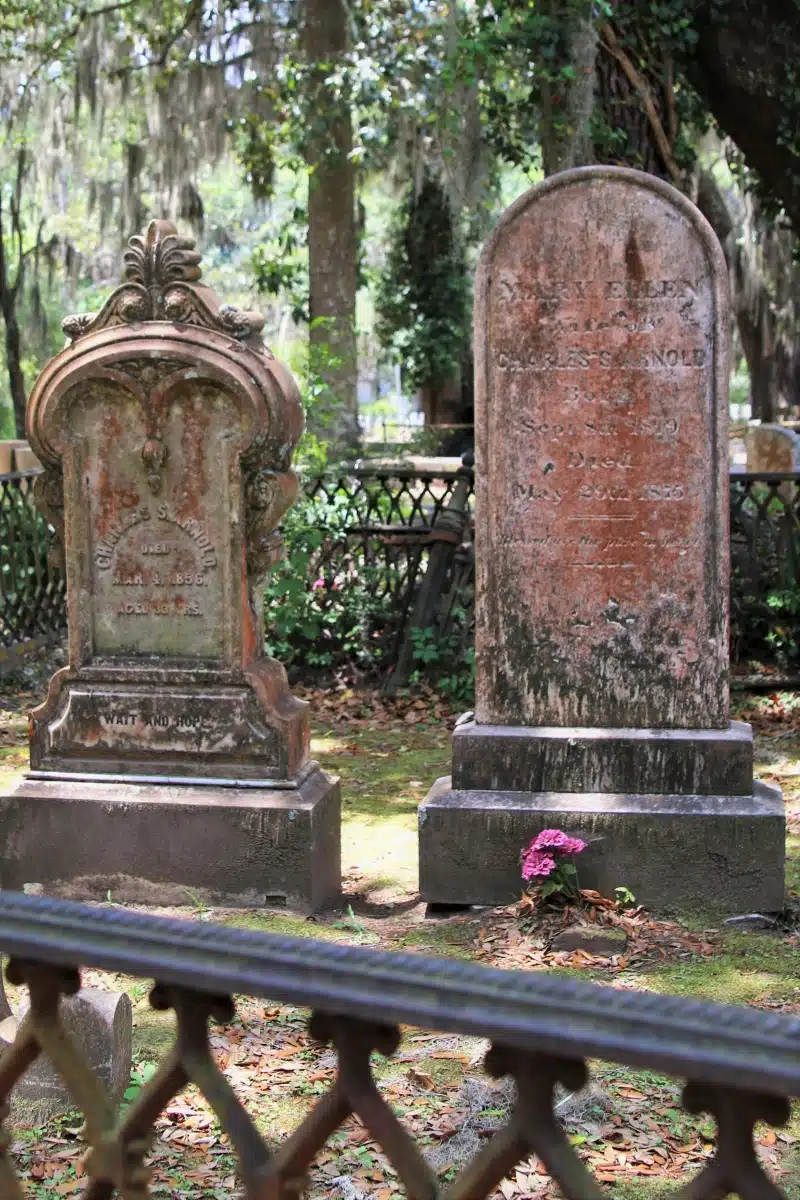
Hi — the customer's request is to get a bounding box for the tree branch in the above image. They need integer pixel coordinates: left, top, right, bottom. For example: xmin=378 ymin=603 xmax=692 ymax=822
xmin=598 ymin=23 xmax=682 ymax=186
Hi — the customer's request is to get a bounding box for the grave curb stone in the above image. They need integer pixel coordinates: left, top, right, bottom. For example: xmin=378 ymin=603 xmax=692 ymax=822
xmin=550 ymin=925 xmax=629 ymax=955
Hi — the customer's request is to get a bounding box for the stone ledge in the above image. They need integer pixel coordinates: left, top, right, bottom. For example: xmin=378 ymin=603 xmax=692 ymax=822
xmin=451 ymin=720 xmax=754 ymax=796
xmin=419 ymin=776 xmax=784 ymax=912
xmin=0 ymin=768 xmax=340 ymax=913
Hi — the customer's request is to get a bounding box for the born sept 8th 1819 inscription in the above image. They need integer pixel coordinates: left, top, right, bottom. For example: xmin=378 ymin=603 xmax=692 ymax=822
xmin=475 ymin=168 xmax=729 ymax=731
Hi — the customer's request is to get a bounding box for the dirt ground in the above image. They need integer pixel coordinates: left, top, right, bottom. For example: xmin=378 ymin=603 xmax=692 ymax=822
xmin=1 ymin=655 xmax=799 ymax=1197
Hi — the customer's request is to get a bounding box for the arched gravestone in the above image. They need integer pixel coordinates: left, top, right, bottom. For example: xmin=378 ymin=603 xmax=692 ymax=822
xmin=0 ymin=221 xmax=339 ymax=911
xmin=420 ymin=167 xmax=785 ymax=911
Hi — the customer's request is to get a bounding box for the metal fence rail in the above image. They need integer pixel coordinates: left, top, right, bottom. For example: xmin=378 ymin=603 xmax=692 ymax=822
xmin=4 ymin=466 xmax=800 ymax=673
xmin=730 ymin=472 xmax=800 ymax=668
xmin=0 ymin=890 xmax=797 ymax=1197
xmin=0 ymin=471 xmax=66 ymax=650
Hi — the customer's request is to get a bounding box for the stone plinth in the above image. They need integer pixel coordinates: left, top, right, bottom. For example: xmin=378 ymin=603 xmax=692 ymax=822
xmin=420 ymin=778 xmax=785 ymax=912
xmin=1 ymin=220 xmax=341 ymax=911
xmin=451 ymin=720 xmax=755 ymax=796
xmin=1 ymin=769 xmax=340 ymax=912
xmin=419 ymin=167 xmax=784 ymax=911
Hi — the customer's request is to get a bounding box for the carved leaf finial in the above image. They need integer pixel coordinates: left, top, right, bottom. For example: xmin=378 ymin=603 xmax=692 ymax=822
xmin=123 ymin=220 xmax=202 ymax=290
xmin=61 ymin=220 xmax=265 ymax=346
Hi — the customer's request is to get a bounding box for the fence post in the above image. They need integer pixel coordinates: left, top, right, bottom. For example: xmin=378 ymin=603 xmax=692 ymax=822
xmin=384 ymin=452 xmax=474 ymax=693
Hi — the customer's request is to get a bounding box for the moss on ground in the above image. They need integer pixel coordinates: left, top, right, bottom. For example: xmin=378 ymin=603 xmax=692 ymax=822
xmin=310 ymin=723 xmax=450 ymax=899
xmin=216 ymin=910 xmax=355 ymax=940
xmin=388 ymin=919 xmax=479 ymax=958
xmin=631 ymin=932 xmax=800 ymax=1004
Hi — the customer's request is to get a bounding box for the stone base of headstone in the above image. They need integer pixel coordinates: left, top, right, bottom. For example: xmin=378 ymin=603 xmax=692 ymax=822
xmin=0 ymin=765 xmax=340 ymax=913
xmin=0 ymin=989 xmax=132 ymax=1126
xmin=419 ymin=776 xmax=785 ymax=912
xmin=451 ymin=720 xmax=756 ymax=795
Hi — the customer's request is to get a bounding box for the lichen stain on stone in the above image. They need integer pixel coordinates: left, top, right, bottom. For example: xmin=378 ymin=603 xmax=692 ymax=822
xmin=624 ymin=226 xmax=645 ymax=281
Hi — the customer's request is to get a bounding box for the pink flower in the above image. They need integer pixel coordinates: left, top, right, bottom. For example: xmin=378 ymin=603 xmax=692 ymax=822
xmin=521 ymin=850 xmax=557 ymax=880
xmin=531 ymin=829 xmax=586 ymax=855
xmin=311 ymin=577 xmax=325 ymax=591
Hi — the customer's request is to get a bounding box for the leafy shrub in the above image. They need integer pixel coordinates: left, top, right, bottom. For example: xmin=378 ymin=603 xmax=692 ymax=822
xmin=409 ymin=622 xmax=475 ymax=708
xmin=264 ymin=489 xmax=413 ymax=674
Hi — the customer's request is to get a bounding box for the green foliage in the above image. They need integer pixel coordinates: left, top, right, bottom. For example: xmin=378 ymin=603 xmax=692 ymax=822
xmin=763 ymin=587 xmax=800 ymax=665
xmin=252 ymin=204 xmax=309 ymax=324
xmin=375 ymin=172 xmax=469 ymax=392
xmin=409 ymin=625 xmax=475 ymax=708
xmin=468 ymin=0 xmax=591 ymax=169
xmin=538 ymin=861 xmax=580 ymax=902
xmin=264 ymin=491 xmax=404 ymax=673
xmin=122 ymin=1060 xmax=158 ymax=1106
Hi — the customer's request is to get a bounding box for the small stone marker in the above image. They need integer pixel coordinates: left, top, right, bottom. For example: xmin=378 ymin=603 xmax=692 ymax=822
xmin=1 ymin=989 xmax=132 ymax=1125
xmin=0 ymin=220 xmax=340 ymax=911
xmin=419 ymin=166 xmax=784 ymax=911
xmin=550 ymin=926 xmax=628 ymax=956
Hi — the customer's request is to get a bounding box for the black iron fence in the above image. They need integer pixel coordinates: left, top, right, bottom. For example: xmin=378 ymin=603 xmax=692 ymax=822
xmin=730 ymin=473 xmax=800 ymax=669
xmin=4 ymin=466 xmax=800 ymax=676
xmin=0 ymin=471 xmax=66 ymax=655
xmin=0 ymin=890 xmax=797 ymax=1197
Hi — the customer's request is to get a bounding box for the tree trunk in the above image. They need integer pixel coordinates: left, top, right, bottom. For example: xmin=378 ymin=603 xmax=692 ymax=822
xmin=417 ymin=378 xmax=463 ymax=428
xmin=696 ymin=168 xmax=789 ymax=422
xmin=540 ymin=1 xmax=597 ymax=175
xmin=736 ymin=303 xmax=778 ymax=422
xmin=303 ymin=0 xmax=359 ymax=450
xmin=0 ymin=197 xmax=26 ymax=438
xmin=3 ymin=304 xmax=27 ymax=438
xmin=690 ymin=0 xmax=800 ymax=236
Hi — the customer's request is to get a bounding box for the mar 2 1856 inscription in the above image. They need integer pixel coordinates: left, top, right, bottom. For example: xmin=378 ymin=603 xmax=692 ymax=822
xmin=475 ymin=167 xmax=729 ymax=730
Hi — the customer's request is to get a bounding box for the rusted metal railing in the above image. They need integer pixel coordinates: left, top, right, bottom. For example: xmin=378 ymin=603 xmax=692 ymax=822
xmin=0 ymin=890 xmax=797 ymax=1197
xmin=6 ymin=464 xmax=800 ymax=674
xmin=0 ymin=470 xmax=66 ymax=652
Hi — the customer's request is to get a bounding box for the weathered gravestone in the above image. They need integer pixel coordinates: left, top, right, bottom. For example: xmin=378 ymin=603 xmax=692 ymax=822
xmin=0 ymin=989 xmax=132 ymax=1125
xmin=0 ymin=220 xmax=340 ymax=911
xmin=419 ymin=166 xmax=785 ymax=911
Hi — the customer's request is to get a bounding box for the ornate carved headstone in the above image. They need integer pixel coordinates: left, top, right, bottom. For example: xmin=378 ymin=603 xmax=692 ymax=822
xmin=0 ymin=221 xmax=340 ymax=911
xmin=419 ymin=168 xmax=784 ymax=912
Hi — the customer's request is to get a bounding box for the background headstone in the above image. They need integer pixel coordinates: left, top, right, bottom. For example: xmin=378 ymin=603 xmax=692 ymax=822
xmin=420 ymin=166 xmax=784 ymax=911
xmin=743 ymin=424 xmax=800 ymax=474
